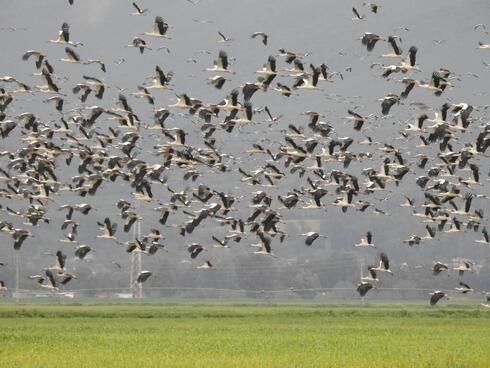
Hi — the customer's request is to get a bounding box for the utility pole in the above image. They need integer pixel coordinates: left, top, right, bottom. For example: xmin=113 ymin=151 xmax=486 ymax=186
xmin=129 ymin=119 xmax=143 ymax=298
xmin=15 ymin=251 xmax=19 ymax=296
xmin=360 ymin=257 xmax=365 ymax=306
xmin=129 ymin=199 xmax=142 ymax=298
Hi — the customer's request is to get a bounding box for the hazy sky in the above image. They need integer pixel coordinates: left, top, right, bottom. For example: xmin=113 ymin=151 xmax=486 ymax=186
xmin=0 ymin=0 xmax=489 ymax=298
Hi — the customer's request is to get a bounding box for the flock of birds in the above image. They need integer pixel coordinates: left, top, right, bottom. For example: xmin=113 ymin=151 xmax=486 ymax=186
xmin=0 ymin=0 xmax=489 ymax=306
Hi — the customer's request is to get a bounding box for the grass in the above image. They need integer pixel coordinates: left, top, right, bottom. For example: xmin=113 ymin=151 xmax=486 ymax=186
xmin=0 ymin=302 xmax=488 ymax=367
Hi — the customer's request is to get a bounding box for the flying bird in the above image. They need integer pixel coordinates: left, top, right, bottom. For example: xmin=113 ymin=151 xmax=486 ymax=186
xmin=217 ymin=31 xmax=232 ymax=43
xmin=207 ymin=75 xmax=227 ymax=89
xmin=206 ymin=50 xmax=232 ymax=73
xmin=455 ymin=281 xmax=473 ymax=294
xmin=346 ymin=110 xmax=366 ymax=131
xmin=432 ymin=262 xmax=449 ymax=275
xmin=251 ymin=32 xmax=269 ymax=45
xmin=132 ymin=2 xmax=148 ymax=15
xmin=380 ymin=94 xmax=400 ymax=115
xmin=74 ymin=245 xmax=92 ymax=260
xmin=354 ymin=232 xmax=374 ymax=247
xmin=357 ymin=281 xmax=374 ymax=297
xmin=372 ymin=253 xmax=393 ymax=275
xmin=96 ymin=217 xmax=117 ymax=240
xmin=363 ymin=2 xmax=379 ymax=13
xmin=22 ymin=50 xmax=45 ymax=69
xmin=351 ymin=7 xmax=364 ymax=20
xmin=144 ymin=16 xmax=170 ymax=38
xmin=453 ymin=260 xmax=473 ymax=276
xmin=301 ymin=232 xmax=327 ymax=246
xmin=361 ymin=33 xmax=383 ymax=51
xmin=188 ymin=243 xmax=206 ymax=259
xmin=196 ymin=260 xmax=215 ymax=270
xmin=137 ymin=271 xmax=152 ymax=283
xmin=429 ymin=291 xmax=447 ymax=306
xmin=128 ymin=38 xmax=151 ymax=54
xmin=49 ymin=22 xmax=82 ymax=46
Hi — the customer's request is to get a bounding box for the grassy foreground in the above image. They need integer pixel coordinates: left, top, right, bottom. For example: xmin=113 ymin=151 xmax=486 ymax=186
xmin=0 ymin=302 xmax=488 ymax=367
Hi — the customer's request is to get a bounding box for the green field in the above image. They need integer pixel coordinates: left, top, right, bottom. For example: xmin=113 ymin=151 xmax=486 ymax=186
xmin=0 ymin=301 xmax=488 ymax=367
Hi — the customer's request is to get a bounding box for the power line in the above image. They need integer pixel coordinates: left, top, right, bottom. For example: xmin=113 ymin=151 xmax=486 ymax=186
xmin=11 ymin=286 xmax=477 ymax=296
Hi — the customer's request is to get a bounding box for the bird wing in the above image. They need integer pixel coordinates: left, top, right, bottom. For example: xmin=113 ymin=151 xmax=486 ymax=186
xmin=155 ymin=66 xmax=168 ymax=86
xmin=103 ymin=217 xmax=112 ymax=236
xmin=305 ymin=233 xmax=317 ymax=246
xmin=430 ymin=293 xmax=440 ymax=305
xmin=45 ymin=269 xmax=56 ymax=288
xmin=61 ymin=22 xmax=70 ymax=42
xmin=380 ymin=253 xmax=390 ymax=269
xmin=65 ymin=47 xmax=80 ymax=62
xmin=348 ymin=109 xmax=363 ymax=120
xmin=155 ymin=16 xmax=167 ymax=35
xmin=56 ymin=251 xmax=65 ymax=269
xmin=483 ymin=228 xmax=489 ymax=242
xmin=264 ymin=106 xmax=275 ymax=121
xmin=218 ymin=31 xmax=227 ymax=41
xmin=368 ymin=266 xmax=377 ymax=279
xmin=22 ymin=50 xmax=40 ymax=61
xmin=218 ymin=50 xmax=228 ymax=70
xmin=352 ymin=7 xmax=362 ymax=19
xmin=259 ymin=232 xmax=271 ymax=253
xmin=133 ymin=2 xmax=142 ymax=12
xmin=388 ymin=36 xmax=402 ymax=55
xmin=42 ymin=69 xmax=59 ymax=92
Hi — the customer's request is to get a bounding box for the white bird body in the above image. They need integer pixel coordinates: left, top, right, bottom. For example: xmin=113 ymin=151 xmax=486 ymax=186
xmin=371 ymin=253 xmax=393 ymax=275
xmin=206 ymin=51 xmax=233 ymax=74
xmin=96 ymin=217 xmax=117 ymax=240
xmin=354 ymin=232 xmax=375 ymax=247
xmin=196 ymin=260 xmax=215 ymax=269
xmin=144 ymin=16 xmax=171 ymax=38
